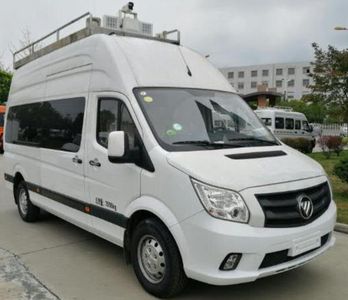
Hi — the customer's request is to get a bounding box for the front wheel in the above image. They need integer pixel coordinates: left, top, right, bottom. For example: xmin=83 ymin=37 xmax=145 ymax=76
xmin=15 ymin=181 xmax=40 ymax=222
xmin=131 ymin=218 xmax=187 ymax=298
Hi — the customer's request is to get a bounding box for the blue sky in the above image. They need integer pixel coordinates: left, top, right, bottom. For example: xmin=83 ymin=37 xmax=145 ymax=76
xmin=0 ymin=0 xmax=347 ymax=69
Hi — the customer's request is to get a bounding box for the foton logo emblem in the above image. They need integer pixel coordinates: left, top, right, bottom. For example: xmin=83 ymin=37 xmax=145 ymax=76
xmin=297 ymin=194 xmax=314 ymax=220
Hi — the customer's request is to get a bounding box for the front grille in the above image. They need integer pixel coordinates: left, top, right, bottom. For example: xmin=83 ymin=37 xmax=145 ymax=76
xmin=259 ymin=233 xmax=330 ymax=269
xmin=256 ymin=182 xmax=331 ymax=228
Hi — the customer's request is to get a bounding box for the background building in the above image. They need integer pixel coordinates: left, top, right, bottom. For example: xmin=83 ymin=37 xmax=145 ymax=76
xmin=220 ymin=61 xmax=313 ymax=100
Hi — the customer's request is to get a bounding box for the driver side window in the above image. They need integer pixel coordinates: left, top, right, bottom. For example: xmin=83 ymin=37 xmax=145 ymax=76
xmin=97 ymin=98 xmax=140 ymax=151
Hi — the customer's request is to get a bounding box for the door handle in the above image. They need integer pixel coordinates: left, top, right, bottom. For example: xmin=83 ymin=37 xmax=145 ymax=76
xmin=72 ymin=155 xmax=83 ymax=164
xmin=89 ymin=158 xmax=101 ymax=167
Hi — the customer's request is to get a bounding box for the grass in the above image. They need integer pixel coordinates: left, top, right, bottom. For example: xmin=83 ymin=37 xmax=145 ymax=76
xmin=308 ymin=150 xmax=348 ymax=224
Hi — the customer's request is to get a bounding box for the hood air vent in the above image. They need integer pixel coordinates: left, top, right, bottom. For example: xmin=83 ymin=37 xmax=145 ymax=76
xmin=226 ymin=151 xmax=287 ymax=160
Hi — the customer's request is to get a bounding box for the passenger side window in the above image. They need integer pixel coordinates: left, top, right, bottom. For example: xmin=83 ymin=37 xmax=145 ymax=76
xmin=285 ymin=118 xmax=294 ymax=130
xmin=275 ymin=117 xmax=284 ymax=129
xmin=295 ymin=120 xmax=301 ymax=130
xmin=97 ymin=98 xmax=140 ymax=151
xmin=6 ymin=98 xmax=85 ymax=152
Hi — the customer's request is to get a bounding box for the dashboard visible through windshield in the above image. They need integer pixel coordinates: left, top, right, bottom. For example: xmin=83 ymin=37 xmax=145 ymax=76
xmin=134 ymin=88 xmax=278 ymax=151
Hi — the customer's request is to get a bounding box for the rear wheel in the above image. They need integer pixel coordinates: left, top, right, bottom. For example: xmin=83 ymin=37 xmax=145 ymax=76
xmin=15 ymin=181 xmax=40 ymax=222
xmin=131 ymin=218 xmax=187 ymax=298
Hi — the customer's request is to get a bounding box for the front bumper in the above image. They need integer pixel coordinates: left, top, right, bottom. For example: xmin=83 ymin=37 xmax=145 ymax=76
xmin=171 ymin=200 xmax=336 ymax=286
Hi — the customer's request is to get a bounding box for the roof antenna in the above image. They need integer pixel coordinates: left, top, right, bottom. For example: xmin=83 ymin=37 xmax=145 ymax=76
xmin=178 ymin=47 xmax=193 ymax=77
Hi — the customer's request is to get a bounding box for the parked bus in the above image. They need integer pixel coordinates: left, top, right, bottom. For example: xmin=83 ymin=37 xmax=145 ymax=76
xmin=0 ymin=104 xmax=5 ymax=153
xmin=3 ymin=4 xmax=336 ymax=298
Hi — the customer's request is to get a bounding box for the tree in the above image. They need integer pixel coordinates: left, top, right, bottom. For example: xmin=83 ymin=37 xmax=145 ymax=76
xmin=0 ymin=66 xmax=12 ymax=103
xmin=310 ymin=43 xmax=348 ymax=122
xmin=277 ymin=99 xmax=327 ymax=123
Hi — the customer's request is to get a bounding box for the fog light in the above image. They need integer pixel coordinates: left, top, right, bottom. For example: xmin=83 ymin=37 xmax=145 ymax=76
xmin=219 ymin=253 xmax=242 ymax=271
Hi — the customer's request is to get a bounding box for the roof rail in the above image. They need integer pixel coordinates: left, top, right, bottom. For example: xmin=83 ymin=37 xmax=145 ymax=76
xmin=257 ymin=106 xmax=294 ymax=112
xmin=13 ymin=11 xmax=180 ymax=70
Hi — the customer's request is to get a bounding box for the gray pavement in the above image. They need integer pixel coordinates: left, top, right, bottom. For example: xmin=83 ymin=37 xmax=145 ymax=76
xmin=0 ymin=155 xmax=348 ymax=300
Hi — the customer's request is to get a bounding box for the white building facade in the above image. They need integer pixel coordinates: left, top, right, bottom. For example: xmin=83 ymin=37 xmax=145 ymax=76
xmin=220 ymin=61 xmax=313 ymax=100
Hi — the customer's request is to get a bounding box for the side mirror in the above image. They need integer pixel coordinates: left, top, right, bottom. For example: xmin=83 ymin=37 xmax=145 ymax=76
xmin=108 ymin=131 xmax=129 ymax=159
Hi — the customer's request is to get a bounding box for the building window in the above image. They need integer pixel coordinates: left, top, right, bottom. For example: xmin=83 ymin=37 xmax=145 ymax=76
xmin=262 ymin=81 xmax=268 ymax=87
xmin=288 ymin=79 xmax=295 ymax=87
xmin=288 ymin=95 xmax=294 ymax=99
xmin=228 ymin=72 xmax=234 ymax=79
xmin=288 ymin=68 xmax=295 ymax=75
xmin=251 ymin=70 xmax=258 ymax=77
xmin=303 ymin=66 xmax=310 ymax=75
xmin=238 ymin=71 xmax=244 ymax=78
xmin=303 ymin=79 xmax=310 ymax=87
xmin=262 ymin=69 xmax=269 ymax=77
xmin=276 ymin=80 xmax=283 ymax=88
xmin=251 ymin=81 xmax=257 ymax=88
xmin=238 ymin=82 xmax=244 ymax=90
xmin=276 ymin=68 xmax=283 ymax=76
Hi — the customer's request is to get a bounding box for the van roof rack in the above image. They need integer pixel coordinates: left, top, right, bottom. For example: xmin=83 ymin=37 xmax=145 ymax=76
xmin=257 ymin=106 xmax=294 ymax=112
xmin=13 ymin=8 xmax=181 ymax=70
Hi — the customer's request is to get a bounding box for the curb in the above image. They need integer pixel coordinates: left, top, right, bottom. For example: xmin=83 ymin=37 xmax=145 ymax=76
xmin=335 ymin=223 xmax=348 ymax=234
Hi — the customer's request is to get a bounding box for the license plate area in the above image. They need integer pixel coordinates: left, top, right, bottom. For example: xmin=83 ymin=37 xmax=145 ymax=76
xmin=288 ymin=234 xmax=321 ymax=257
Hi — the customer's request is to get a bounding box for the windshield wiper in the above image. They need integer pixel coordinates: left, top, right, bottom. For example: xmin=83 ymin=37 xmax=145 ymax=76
xmin=228 ymin=137 xmax=279 ymax=146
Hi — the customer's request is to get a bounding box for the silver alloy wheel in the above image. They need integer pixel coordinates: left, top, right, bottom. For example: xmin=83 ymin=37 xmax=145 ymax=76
xmin=18 ymin=188 xmax=28 ymax=216
xmin=137 ymin=235 xmax=166 ymax=284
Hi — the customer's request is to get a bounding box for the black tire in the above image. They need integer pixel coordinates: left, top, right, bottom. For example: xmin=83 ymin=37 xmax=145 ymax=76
xmin=15 ymin=181 xmax=40 ymax=222
xmin=130 ymin=218 xmax=187 ymax=298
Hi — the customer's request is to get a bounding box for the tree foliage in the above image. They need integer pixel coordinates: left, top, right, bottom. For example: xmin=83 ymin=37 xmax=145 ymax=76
xmin=310 ymin=43 xmax=348 ymax=122
xmin=0 ymin=66 xmax=12 ymax=103
xmin=277 ymin=99 xmax=327 ymax=123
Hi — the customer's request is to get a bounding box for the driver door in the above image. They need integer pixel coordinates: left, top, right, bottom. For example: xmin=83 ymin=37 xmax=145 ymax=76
xmin=85 ymin=93 xmax=142 ymax=245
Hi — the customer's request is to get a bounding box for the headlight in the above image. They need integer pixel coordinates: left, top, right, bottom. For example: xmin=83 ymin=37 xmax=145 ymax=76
xmin=191 ymin=179 xmax=249 ymax=223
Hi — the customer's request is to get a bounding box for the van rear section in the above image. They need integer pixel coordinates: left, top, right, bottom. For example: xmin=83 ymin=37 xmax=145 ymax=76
xmin=3 ymin=4 xmax=336 ymax=298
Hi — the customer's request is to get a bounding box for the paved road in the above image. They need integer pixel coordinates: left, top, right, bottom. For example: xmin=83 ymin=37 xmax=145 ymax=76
xmin=0 ymin=155 xmax=348 ymax=300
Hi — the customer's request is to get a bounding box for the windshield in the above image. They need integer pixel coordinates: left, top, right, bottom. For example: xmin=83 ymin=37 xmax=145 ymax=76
xmin=134 ymin=88 xmax=278 ymax=151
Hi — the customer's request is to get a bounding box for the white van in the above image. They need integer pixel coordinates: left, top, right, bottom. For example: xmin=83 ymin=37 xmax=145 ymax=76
xmin=255 ymin=107 xmax=316 ymax=150
xmin=3 ymin=6 xmax=336 ymax=298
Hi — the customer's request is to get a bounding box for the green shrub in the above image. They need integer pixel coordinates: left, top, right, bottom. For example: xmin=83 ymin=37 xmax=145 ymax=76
xmin=334 ymin=157 xmax=348 ymax=183
xmin=282 ymin=138 xmax=313 ymax=154
xmin=343 ymin=137 xmax=348 ymax=146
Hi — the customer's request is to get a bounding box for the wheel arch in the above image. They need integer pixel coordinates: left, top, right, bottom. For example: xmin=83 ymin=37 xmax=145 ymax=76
xmin=123 ymin=197 xmax=187 ymax=265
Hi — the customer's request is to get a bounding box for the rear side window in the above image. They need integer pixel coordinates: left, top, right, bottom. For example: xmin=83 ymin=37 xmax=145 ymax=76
xmin=275 ymin=117 xmax=284 ymax=129
xmin=295 ymin=120 xmax=301 ymax=130
xmin=97 ymin=98 xmax=140 ymax=151
xmin=6 ymin=98 xmax=85 ymax=152
xmin=261 ymin=118 xmax=272 ymax=126
xmin=285 ymin=118 xmax=294 ymax=130
xmin=0 ymin=113 xmax=4 ymax=126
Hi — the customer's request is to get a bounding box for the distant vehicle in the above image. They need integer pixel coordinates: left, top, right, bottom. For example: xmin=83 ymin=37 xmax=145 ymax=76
xmin=255 ymin=107 xmax=316 ymax=151
xmin=3 ymin=3 xmax=336 ymax=298
xmin=340 ymin=124 xmax=348 ymax=137
xmin=0 ymin=104 xmax=5 ymax=153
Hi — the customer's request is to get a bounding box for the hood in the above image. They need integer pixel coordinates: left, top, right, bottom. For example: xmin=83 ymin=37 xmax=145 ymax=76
xmin=167 ymin=145 xmax=325 ymax=191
